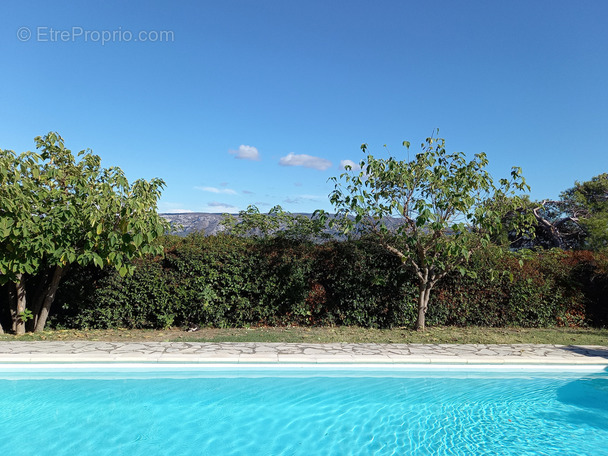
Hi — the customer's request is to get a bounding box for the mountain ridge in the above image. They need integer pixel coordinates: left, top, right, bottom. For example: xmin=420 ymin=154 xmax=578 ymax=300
xmin=161 ymin=212 xmax=231 ymax=236
xmin=160 ymin=212 xmax=404 ymax=237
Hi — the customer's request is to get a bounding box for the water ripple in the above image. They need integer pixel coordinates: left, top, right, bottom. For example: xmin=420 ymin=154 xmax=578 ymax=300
xmin=1 ymin=373 xmax=607 ymax=455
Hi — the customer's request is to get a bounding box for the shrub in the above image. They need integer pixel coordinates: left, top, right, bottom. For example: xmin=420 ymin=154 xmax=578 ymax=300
xmin=48 ymin=233 xmax=608 ymax=330
xmin=313 ymin=239 xmax=417 ymax=328
xmin=51 ymin=257 xmax=173 ymax=329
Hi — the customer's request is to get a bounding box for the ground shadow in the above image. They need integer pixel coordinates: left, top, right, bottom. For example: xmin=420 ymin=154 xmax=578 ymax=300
xmin=559 ymin=345 xmax=608 ymax=359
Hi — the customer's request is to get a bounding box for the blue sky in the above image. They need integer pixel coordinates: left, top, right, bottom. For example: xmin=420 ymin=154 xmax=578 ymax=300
xmin=2 ymin=0 xmax=607 ymax=213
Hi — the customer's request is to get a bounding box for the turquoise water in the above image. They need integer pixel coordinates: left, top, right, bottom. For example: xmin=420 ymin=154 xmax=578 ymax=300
xmin=1 ymin=367 xmax=608 ymax=455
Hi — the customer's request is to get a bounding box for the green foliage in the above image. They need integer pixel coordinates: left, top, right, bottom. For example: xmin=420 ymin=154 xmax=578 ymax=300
xmin=519 ymin=173 xmax=608 ymax=251
xmin=0 ymin=133 xmax=168 ymax=332
xmin=313 ymin=238 xmax=418 ymax=327
xmin=564 ymin=173 xmax=608 ymax=250
xmin=52 ymin=234 xmax=316 ymax=329
xmin=18 ymin=309 xmax=34 ymax=323
xmin=165 ymin=233 xmax=266 ymax=327
xmin=561 ymin=173 xmax=608 ymax=216
xmin=221 ymin=205 xmax=328 ymax=241
xmin=323 ymin=133 xmax=533 ymax=329
xmin=51 ymin=234 xmax=415 ymax=329
xmin=581 ymin=212 xmax=608 ymax=251
xmin=47 ymin=234 xmax=608 ymax=330
xmin=432 ymin=247 xmax=594 ymax=327
xmin=52 ymin=258 xmax=173 ymax=329
xmin=0 ymin=133 xmax=167 ymax=281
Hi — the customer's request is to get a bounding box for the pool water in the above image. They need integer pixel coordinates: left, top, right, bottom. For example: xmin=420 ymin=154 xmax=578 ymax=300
xmin=1 ymin=366 xmax=607 ymax=455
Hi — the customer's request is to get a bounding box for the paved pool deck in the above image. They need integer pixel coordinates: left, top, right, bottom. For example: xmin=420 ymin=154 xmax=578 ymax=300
xmin=0 ymin=342 xmax=607 ymax=365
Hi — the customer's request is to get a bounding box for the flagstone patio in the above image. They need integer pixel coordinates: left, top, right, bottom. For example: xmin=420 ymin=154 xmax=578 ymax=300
xmin=0 ymin=342 xmax=607 ymax=364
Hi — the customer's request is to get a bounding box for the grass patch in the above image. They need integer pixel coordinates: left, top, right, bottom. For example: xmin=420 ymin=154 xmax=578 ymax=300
xmin=0 ymin=326 xmax=607 ymax=345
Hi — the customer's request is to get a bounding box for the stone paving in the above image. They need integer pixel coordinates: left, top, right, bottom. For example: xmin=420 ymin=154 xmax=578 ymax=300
xmin=0 ymin=342 xmax=607 ymax=364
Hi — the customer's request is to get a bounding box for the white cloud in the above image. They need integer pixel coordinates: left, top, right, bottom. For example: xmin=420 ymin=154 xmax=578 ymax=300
xmin=300 ymin=194 xmax=322 ymax=200
xmin=229 ymin=145 xmax=260 ymax=161
xmin=195 ymin=186 xmax=238 ymax=195
xmin=279 ymin=153 xmax=332 ymax=171
xmin=283 ymin=194 xmax=323 ymax=204
xmin=340 ymin=159 xmax=362 ymax=171
xmin=207 ymin=201 xmax=238 ymax=212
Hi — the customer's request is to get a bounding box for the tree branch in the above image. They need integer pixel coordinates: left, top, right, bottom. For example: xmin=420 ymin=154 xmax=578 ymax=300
xmin=384 ymin=243 xmax=424 ymax=282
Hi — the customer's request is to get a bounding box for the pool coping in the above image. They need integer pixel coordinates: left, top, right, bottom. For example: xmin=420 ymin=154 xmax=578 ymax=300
xmin=0 ymin=342 xmax=607 ymax=366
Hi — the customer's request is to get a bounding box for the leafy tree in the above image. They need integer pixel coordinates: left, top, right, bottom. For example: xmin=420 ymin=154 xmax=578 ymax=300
xmin=561 ymin=173 xmax=608 ymax=250
xmin=513 ymin=174 xmax=608 ymax=251
xmin=0 ymin=133 xmax=167 ymax=334
xmin=322 ymin=134 xmax=532 ymax=330
xmin=221 ymin=205 xmax=329 ymax=242
xmin=496 ymin=196 xmax=577 ymax=250
xmin=527 ymin=200 xmax=584 ymax=250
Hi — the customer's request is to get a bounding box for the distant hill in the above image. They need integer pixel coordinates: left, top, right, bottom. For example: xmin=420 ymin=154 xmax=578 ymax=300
xmin=161 ymin=212 xmax=405 ymax=237
xmin=161 ymin=213 xmax=230 ymax=236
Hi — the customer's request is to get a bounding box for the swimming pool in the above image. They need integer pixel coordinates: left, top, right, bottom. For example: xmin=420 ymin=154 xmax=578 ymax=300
xmin=1 ymin=364 xmax=607 ymax=455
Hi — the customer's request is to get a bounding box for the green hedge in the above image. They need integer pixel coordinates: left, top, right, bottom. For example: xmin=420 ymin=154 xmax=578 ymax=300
xmin=48 ymin=234 xmax=608 ymax=330
xmin=431 ymin=249 xmax=589 ymax=327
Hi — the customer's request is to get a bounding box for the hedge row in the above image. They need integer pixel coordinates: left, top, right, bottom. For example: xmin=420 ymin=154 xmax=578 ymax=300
xmin=47 ymin=234 xmax=608 ymax=329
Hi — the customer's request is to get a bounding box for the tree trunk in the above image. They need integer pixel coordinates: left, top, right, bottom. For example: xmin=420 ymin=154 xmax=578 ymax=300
xmin=34 ymin=265 xmax=65 ymax=333
xmin=415 ymin=283 xmax=433 ymax=331
xmin=7 ymin=285 xmax=17 ymax=333
xmin=15 ymin=274 xmax=27 ymax=335
xmin=29 ymin=268 xmax=51 ymax=332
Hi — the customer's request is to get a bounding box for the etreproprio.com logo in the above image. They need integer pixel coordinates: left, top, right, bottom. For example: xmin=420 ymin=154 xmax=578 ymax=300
xmin=17 ymin=26 xmax=174 ymax=45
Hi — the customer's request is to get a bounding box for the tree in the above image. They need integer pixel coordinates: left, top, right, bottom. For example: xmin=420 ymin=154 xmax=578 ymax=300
xmin=560 ymin=173 xmax=608 ymax=250
xmin=323 ymin=134 xmax=531 ymax=330
xmin=511 ymin=174 xmax=608 ymax=251
xmin=221 ymin=205 xmax=329 ymax=242
xmin=0 ymin=133 xmax=167 ymax=334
